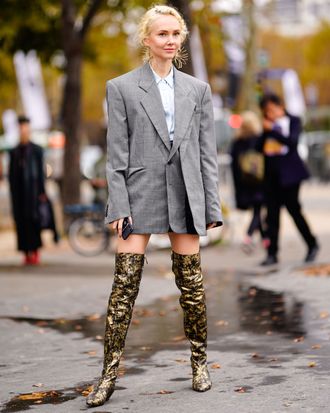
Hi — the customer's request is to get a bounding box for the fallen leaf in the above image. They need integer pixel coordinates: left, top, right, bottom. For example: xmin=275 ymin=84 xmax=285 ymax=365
xmin=293 ymin=336 xmax=304 ymax=343
xmin=157 ymin=390 xmax=174 ymax=394
xmin=95 ymin=335 xmax=103 ymax=341
xmin=174 ymin=359 xmax=187 ymax=364
xmin=32 ymin=383 xmax=44 ymax=388
xmin=319 ymin=311 xmax=329 ymax=319
xmin=81 ymin=386 xmax=93 ymax=396
xmin=211 ymin=363 xmax=221 ymax=369
xmin=215 ymin=320 xmax=229 ymax=327
xmin=234 ymin=387 xmax=246 ymax=393
xmin=251 ymin=353 xmax=261 ymax=359
xmin=17 ymin=391 xmax=60 ymax=401
xmin=36 ymin=321 xmax=49 ymax=327
xmin=86 ymin=313 xmax=101 ymax=321
xmin=86 ymin=350 xmax=97 ymax=356
xmin=140 ymin=346 xmax=152 ymax=351
xmin=309 ymin=362 xmax=317 ymax=368
xmin=311 ymin=344 xmax=322 ymax=350
xmin=132 ymin=319 xmax=141 ymax=326
xmin=171 ymin=335 xmax=186 ymax=342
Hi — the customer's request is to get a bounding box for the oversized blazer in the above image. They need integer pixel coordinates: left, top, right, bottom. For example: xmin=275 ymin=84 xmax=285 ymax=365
xmin=104 ymin=63 xmax=223 ymax=236
xmin=256 ymin=114 xmax=309 ymax=188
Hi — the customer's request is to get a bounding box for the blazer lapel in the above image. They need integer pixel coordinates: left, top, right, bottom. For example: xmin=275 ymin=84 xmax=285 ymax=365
xmin=168 ymin=68 xmax=196 ymax=162
xmin=139 ymin=64 xmax=171 ymax=152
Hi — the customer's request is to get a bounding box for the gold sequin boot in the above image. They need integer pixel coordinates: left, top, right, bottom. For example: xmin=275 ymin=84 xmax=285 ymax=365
xmin=172 ymin=251 xmax=212 ymax=392
xmin=86 ymin=252 xmax=145 ymax=407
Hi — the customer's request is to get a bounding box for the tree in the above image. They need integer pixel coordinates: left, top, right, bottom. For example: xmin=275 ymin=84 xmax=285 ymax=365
xmin=60 ymin=0 xmax=103 ymax=205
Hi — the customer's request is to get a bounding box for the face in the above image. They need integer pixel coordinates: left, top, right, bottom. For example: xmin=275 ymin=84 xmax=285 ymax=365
xmin=19 ymin=122 xmax=31 ymax=144
xmin=144 ymin=14 xmax=182 ymax=63
xmin=263 ymin=102 xmax=285 ymax=122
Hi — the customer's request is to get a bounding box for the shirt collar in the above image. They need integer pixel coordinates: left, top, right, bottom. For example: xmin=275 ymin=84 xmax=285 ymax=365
xmin=150 ymin=64 xmax=174 ymax=88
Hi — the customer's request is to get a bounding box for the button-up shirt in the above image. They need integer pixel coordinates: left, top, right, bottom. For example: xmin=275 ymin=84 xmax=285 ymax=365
xmin=150 ymin=65 xmax=175 ymax=142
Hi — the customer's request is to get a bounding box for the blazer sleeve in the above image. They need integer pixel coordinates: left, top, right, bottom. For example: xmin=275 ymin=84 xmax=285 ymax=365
xmin=262 ymin=116 xmax=301 ymax=150
xmin=199 ymin=84 xmax=223 ymax=227
xmin=104 ymin=80 xmax=131 ymax=224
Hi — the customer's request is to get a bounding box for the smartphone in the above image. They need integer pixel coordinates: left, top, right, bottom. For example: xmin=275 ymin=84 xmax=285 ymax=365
xmin=122 ymin=217 xmax=133 ymax=240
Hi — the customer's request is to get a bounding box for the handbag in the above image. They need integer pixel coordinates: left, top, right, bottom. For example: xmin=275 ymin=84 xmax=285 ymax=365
xmin=239 ymin=150 xmax=264 ymax=185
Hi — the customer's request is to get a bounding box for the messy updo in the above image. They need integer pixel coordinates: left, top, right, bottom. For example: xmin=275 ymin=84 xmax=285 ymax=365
xmin=137 ymin=5 xmax=189 ymax=68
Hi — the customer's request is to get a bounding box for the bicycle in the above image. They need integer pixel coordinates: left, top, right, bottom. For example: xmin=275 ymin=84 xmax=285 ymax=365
xmin=64 ymin=203 xmax=112 ymax=256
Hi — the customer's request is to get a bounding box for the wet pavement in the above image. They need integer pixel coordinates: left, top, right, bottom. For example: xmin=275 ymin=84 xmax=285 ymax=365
xmin=1 ymin=259 xmax=330 ymax=413
xmin=1 ymin=183 xmax=330 ymax=412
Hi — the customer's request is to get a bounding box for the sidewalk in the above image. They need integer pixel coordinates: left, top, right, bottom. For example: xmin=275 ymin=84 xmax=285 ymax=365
xmin=0 ymin=182 xmax=329 ymax=412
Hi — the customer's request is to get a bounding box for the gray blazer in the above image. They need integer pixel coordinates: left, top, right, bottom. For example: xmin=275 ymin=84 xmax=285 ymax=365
xmin=104 ymin=63 xmax=222 ymax=236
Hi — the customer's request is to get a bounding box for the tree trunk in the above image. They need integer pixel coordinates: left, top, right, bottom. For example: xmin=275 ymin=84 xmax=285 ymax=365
xmin=168 ymin=0 xmax=194 ymax=75
xmin=61 ymin=49 xmax=82 ymax=205
xmin=238 ymin=0 xmax=257 ymax=111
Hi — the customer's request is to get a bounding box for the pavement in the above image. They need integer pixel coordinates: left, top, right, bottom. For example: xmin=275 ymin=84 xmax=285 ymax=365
xmin=0 ymin=182 xmax=330 ymax=413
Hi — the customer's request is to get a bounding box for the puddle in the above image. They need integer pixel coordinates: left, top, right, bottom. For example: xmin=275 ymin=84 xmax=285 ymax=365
xmin=1 ymin=385 xmax=88 ymax=412
xmin=2 ymin=272 xmax=313 ymax=356
xmin=1 ymin=383 xmax=129 ymax=413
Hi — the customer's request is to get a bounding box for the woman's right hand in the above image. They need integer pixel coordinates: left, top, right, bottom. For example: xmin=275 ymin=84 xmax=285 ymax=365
xmin=110 ymin=216 xmax=132 ymax=238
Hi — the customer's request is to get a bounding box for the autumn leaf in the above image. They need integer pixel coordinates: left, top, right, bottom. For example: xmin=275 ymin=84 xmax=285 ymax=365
xmin=171 ymin=335 xmax=186 ymax=342
xmin=157 ymin=390 xmax=174 ymax=394
xmin=215 ymin=320 xmax=229 ymax=326
xmin=309 ymin=362 xmax=317 ymax=368
xmin=319 ymin=311 xmax=329 ymax=319
xmin=132 ymin=319 xmax=141 ymax=326
xmin=234 ymin=387 xmax=246 ymax=393
xmin=311 ymin=344 xmax=322 ymax=349
xmin=95 ymin=335 xmax=103 ymax=340
xmin=211 ymin=363 xmax=221 ymax=369
xmin=86 ymin=313 xmax=101 ymax=321
xmin=17 ymin=391 xmax=60 ymax=401
xmin=293 ymin=336 xmax=304 ymax=343
xmin=174 ymin=359 xmax=188 ymax=364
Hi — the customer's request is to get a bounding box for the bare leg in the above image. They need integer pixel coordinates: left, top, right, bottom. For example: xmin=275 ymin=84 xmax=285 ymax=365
xmin=168 ymin=233 xmax=200 ymax=255
xmin=117 ymin=234 xmax=150 ymax=254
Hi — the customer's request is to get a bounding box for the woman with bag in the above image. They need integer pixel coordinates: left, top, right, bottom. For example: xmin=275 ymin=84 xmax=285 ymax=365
xmin=86 ymin=5 xmax=222 ymax=408
xmin=230 ymin=111 xmax=269 ymax=253
xmin=8 ymin=116 xmax=46 ymax=265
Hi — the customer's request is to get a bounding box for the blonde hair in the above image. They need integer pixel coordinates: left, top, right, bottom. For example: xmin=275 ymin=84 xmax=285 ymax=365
xmin=236 ymin=111 xmax=262 ymax=139
xmin=137 ymin=5 xmax=189 ymax=68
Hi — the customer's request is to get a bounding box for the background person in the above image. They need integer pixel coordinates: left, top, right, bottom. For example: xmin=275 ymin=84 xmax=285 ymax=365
xmin=230 ymin=111 xmax=268 ymax=253
xmin=86 ymin=5 xmax=222 ymax=408
xmin=8 ymin=115 xmax=46 ymax=265
xmin=257 ymin=94 xmax=319 ymax=266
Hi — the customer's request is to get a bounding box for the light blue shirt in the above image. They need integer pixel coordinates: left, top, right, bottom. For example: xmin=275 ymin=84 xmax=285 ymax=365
xmin=150 ymin=65 xmax=175 ymax=142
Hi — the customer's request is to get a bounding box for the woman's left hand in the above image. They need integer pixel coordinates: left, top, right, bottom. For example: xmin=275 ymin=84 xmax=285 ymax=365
xmin=207 ymin=222 xmax=217 ymax=230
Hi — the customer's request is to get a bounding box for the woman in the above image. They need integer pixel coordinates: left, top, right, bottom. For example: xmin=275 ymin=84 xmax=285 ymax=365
xmin=230 ymin=111 xmax=268 ymax=253
xmin=9 ymin=115 xmax=46 ymax=265
xmin=86 ymin=5 xmax=222 ymax=407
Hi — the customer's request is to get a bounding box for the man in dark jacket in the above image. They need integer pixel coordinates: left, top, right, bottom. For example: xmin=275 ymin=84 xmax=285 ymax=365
xmin=9 ymin=116 xmax=46 ymax=265
xmin=257 ymin=94 xmax=319 ymax=266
